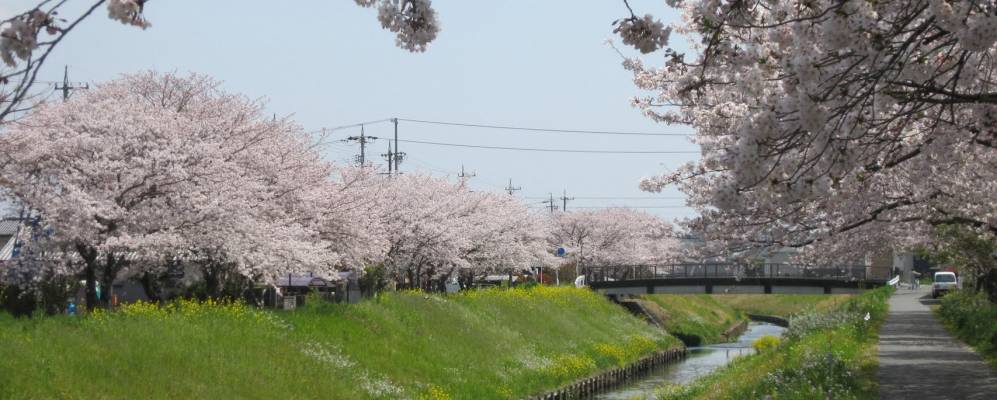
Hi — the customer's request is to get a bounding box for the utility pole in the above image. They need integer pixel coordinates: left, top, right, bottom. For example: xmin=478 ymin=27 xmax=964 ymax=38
xmin=391 ymin=118 xmax=406 ymax=172
xmin=542 ymin=193 xmax=558 ymax=213
xmin=346 ymin=125 xmax=377 ymax=167
xmin=54 ymin=65 xmax=88 ymax=101
xmin=504 ymin=179 xmax=521 ymax=196
xmin=457 ymin=164 xmax=478 ymax=186
xmin=381 ymin=142 xmax=394 ymax=175
xmin=560 ymin=189 xmax=575 ymax=212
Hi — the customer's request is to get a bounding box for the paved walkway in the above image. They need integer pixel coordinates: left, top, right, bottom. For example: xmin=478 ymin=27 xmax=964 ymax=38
xmin=877 ymin=286 xmax=997 ymax=399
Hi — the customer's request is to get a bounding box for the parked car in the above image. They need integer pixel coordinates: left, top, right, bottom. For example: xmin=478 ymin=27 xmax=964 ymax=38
xmin=932 ymin=271 xmax=958 ymax=298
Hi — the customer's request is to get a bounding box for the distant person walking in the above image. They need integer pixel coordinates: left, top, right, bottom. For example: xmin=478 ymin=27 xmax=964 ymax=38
xmin=910 ymin=271 xmax=921 ymax=290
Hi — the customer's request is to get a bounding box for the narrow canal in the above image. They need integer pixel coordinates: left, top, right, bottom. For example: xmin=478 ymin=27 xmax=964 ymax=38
xmin=593 ymin=322 xmax=786 ymax=399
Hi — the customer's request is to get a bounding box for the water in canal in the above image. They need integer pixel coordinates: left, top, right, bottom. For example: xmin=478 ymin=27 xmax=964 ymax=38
xmin=593 ymin=322 xmax=786 ymax=400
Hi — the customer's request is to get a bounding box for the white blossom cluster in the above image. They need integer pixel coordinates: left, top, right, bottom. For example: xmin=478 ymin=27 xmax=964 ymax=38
xmin=548 ymin=208 xmax=682 ymax=268
xmin=614 ymin=14 xmax=670 ymax=54
xmin=106 ymin=0 xmax=150 ymax=29
xmin=624 ymin=0 xmax=997 ymax=262
xmin=0 ymin=10 xmax=49 ymax=67
xmin=356 ymin=0 xmax=439 ymax=52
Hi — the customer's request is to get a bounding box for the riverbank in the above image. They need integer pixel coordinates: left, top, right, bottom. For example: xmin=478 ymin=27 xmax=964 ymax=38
xmin=639 ymin=294 xmax=746 ymax=345
xmin=0 ymin=287 xmax=682 ymax=399
xmin=711 ymin=293 xmax=851 ymax=318
xmin=936 ymin=289 xmax=997 ymax=370
xmin=653 ymin=287 xmax=891 ymax=399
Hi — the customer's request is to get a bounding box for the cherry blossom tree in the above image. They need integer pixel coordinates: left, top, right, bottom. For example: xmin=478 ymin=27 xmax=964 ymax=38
xmin=358 ymin=173 xmax=553 ymax=290
xmin=0 ymin=71 xmax=342 ymax=309
xmin=615 ymin=0 xmax=995 ymax=269
xmin=548 ymin=208 xmax=681 ymax=279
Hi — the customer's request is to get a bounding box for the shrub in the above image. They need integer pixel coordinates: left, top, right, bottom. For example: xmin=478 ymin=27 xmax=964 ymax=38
xmin=752 ymin=335 xmax=780 ymax=353
xmin=761 ymin=350 xmax=860 ymax=399
xmin=938 ymin=289 xmax=997 ymax=368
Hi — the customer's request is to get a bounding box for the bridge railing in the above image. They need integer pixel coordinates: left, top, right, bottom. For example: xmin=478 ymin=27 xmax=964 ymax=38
xmin=582 ymin=263 xmax=871 ymax=283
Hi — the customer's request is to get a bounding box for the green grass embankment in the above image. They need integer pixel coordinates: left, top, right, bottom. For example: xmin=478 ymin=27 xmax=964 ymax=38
xmin=654 ymin=287 xmax=892 ymax=400
xmin=711 ymin=294 xmax=851 ymax=318
xmin=937 ymin=290 xmax=997 ymax=370
xmin=639 ymin=294 xmax=745 ymax=345
xmin=0 ymin=287 xmax=681 ymax=399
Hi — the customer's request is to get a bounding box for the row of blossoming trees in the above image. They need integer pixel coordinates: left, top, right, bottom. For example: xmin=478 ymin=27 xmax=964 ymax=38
xmin=0 ymin=72 xmax=680 ymax=311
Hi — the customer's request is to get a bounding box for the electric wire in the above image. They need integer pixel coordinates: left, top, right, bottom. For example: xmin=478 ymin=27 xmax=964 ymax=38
xmin=396 ymin=118 xmax=692 ymax=137
xmin=395 ymin=138 xmax=698 ymax=154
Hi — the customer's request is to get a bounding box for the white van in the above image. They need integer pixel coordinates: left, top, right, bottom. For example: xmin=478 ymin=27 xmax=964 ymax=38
xmin=932 ymin=271 xmax=958 ymax=298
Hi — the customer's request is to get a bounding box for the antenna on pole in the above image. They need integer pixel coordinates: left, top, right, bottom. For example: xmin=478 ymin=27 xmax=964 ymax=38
xmin=505 ymin=179 xmax=521 ymax=196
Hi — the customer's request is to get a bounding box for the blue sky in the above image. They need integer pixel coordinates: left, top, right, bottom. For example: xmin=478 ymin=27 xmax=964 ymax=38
xmin=7 ymin=0 xmax=698 ymax=219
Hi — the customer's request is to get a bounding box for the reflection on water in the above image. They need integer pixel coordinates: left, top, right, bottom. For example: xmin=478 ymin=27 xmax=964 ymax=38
xmin=593 ymin=322 xmax=786 ymax=400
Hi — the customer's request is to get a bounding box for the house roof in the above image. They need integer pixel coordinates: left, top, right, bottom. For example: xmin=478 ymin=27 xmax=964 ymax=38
xmin=275 ymin=276 xmax=331 ymax=287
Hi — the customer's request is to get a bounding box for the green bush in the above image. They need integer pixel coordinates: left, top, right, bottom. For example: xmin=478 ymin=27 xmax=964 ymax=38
xmin=937 ymin=289 xmax=997 ymax=369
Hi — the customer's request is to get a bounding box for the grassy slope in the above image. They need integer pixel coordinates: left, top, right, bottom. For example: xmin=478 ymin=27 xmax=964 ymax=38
xmin=0 ymin=287 xmax=681 ymax=400
xmin=640 ymin=294 xmax=745 ymax=345
xmin=711 ymin=294 xmax=851 ymax=318
xmin=654 ymin=287 xmax=891 ymax=400
xmin=936 ymin=290 xmax=997 ymax=370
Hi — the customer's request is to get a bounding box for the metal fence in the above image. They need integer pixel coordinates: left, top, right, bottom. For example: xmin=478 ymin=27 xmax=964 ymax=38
xmin=583 ymin=263 xmax=873 ymax=283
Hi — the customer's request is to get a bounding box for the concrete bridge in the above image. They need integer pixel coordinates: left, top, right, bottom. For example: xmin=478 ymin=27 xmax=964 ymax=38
xmin=585 ymin=263 xmax=889 ymax=296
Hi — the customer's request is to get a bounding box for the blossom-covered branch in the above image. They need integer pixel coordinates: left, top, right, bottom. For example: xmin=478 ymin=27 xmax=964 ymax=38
xmin=619 ymin=0 xmax=997 ymax=262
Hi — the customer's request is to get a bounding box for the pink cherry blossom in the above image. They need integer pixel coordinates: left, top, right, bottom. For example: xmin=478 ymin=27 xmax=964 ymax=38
xmin=621 ymin=0 xmax=997 ymax=263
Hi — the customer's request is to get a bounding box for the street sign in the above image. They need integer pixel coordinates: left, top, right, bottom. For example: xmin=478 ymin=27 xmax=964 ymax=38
xmin=556 ymin=247 xmax=566 ymax=257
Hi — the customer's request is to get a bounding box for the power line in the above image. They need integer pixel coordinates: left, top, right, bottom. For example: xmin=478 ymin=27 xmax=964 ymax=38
xmin=395 ymin=138 xmax=698 ymax=154
xmin=571 ymin=206 xmax=691 ymax=209
xmin=397 ymin=118 xmax=692 ymax=137
xmin=314 ymin=118 xmax=394 ymax=134
xmin=523 ymin=196 xmax=685 ymax=200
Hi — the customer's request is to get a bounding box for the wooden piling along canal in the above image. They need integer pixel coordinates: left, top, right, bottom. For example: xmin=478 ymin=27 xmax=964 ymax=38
xmin=527 ymin=347 xmax=688 ymax=400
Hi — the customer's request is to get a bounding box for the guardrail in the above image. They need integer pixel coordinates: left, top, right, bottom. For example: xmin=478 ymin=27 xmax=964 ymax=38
xmin=583 ymin=263 xmax=878 ymax=283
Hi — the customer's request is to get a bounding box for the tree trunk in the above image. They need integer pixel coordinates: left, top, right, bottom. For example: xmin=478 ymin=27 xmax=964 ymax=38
xmin=100 ymin=253 xmax=119 ymax=308
xmin=139 ymin=272 xmax=162 ymax=303
xmin=979 ymin=267 xmax=997 ymax=303
xmin=204 ymin=262 xmax=222 ymax=300
xmin=76 ymin=243 xmax=99 ymax=312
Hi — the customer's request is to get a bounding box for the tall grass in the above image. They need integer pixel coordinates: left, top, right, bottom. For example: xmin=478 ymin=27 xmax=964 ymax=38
xmin=654 ymin=287 xmax=892 ymax=400
xmin=937 ymin=290 xmax=997 ymax=369
xmin=0 ymin=287 xmax=681 ymax=399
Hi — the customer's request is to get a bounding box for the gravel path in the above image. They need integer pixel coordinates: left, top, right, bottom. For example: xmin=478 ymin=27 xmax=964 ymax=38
xmin=877 ymin=286 xmax=997 ymax=399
